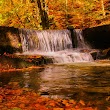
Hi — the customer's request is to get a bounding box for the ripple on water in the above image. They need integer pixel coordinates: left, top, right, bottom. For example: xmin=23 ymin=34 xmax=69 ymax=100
xmin=0 ymin=61 xmax=110 ymax=101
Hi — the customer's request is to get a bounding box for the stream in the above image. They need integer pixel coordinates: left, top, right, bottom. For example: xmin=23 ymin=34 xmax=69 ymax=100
xmin=0 ymin=61 xmax=110 ymax=103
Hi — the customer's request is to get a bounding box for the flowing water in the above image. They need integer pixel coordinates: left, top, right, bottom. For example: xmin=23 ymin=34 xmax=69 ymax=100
xmin=0 ymin=62 xmax=110 ymax=102
xmin=19 ymin=29 xmax=93 ymax=63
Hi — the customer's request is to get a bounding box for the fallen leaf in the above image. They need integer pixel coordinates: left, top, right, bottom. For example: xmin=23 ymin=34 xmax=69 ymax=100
xmin=53 ymin=108 xmax=64 ymax=110
xmin=79 ymin=100 xmax=85 ymax=106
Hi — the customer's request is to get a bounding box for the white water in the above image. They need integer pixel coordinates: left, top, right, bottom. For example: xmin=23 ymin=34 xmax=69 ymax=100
xmin=75 ymin=29 xmax=90 ymax=49
xmin=19 ymin=29 xmax=72 ymax=52
xmin=19 ymin=29 xmax=93 ymax=63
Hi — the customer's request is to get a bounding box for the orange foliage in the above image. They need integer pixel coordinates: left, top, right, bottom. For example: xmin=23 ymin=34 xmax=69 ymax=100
xmin=0 ymin=54 xmax=44 ymax=73
xmin=0 ymin=81 xmax=108 ymax=110
xmin=0 ymin=0 xmax=110 ymax=29
xmin=0 ymin=85 xmax=101 ymax=110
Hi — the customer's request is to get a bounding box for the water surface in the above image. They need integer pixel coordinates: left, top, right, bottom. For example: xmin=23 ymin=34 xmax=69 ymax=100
xmin=0 ymin=62 xmax=110 ymax=102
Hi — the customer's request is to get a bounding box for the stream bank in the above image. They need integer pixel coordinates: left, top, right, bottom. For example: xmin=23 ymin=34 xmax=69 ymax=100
xmin=0 ymin=54 xmax=48 ymax=73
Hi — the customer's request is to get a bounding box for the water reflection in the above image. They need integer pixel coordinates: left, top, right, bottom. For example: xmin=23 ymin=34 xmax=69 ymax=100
xmin=0 ymin=63 xmax=110 ymax=100
xmin=23 ymin=72 xmax=30 ymax=88
xmin=38 ymin=64 xmax=110 ymax=96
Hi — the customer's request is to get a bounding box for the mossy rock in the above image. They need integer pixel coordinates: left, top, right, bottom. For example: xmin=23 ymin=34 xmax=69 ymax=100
xmin=0 ymin=26 xmax=22 ymax=54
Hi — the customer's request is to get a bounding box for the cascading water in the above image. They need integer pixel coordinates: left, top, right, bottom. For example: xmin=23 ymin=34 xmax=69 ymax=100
xmin=19 ymin=29 xmax=72 ymax=52
xmin=74 ymin=29 xmax=90 ymax=49
xmin=19 ymin=28 xmax=93 ymax=63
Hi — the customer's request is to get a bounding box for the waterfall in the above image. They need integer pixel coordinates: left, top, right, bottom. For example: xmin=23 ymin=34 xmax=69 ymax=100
xmin=74 ymin=29 xmax=90 ymax=49
xmin=19 ymin=29 xmax=72 ymax=52
xmin=19 ymin=28 xmax=93 ymax=63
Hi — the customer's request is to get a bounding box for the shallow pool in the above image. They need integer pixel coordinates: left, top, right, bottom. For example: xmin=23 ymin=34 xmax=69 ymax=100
xmin=0 ymin=61 xmax=110 ymax=103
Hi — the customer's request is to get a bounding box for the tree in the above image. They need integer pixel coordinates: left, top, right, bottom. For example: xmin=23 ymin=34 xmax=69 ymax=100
xmin=0 ymin=0 xmax=110 ymax=29
xmin=36 ymin=0 xmax=50 ymax=29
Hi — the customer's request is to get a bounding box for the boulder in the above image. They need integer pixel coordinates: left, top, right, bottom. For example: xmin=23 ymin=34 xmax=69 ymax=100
xmin=0 ymin=26 xmax=22 ymax=55
xmin=83 ymin=24 xmax=110 ymax=49
xmin=97 ymin=48 xmax=110 ymax=59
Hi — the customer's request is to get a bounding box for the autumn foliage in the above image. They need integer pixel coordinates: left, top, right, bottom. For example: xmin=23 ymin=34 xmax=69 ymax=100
xmin=0 ymin=85 xmax=105 ymax=110
xmin=0 ymin=0 xmax=110 ymax=29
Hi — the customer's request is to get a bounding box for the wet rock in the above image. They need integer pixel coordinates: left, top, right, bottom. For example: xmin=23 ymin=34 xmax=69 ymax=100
xmin=0 ymin=55 xmax=44 ymax=70
xmin=90 ymin=50 xmax=99 ymax=60
xmin=40 ymin=92 xmax=49 ymax=95
xmin=97 ymin=48 xmax=110 ymax=59
xmin=0 ymin=54 xmax=53 ymax=72
xmin=83 ymin=24 xmax=110 ymax=49
xmin=79 ymin=49 xmax=91 ymax=53
xmin=0 ymin=26 xmax=22 ymax=55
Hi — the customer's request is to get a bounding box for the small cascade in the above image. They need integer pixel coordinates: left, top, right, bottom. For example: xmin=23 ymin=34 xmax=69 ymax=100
xmin=19 ymin=28 xmax=93 ymax=63
xmin=74 ymin=29 xmax=90 ymax=49
xmin=19 ymin=29 xmax=72 ymax=52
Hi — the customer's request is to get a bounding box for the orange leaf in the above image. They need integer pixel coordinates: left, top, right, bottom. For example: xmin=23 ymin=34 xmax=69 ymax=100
xmin=53 ymin=108 xmax=64 ymax=110
xmin=79 ymin=100 xmax=85 ymax=106
xmin=49 ymin=102 xmax=56 ymax=107
xmin=0 ymin=95 xmax=3 ymax=102
xmin=69 ymin=100 xmax=76 ymax=105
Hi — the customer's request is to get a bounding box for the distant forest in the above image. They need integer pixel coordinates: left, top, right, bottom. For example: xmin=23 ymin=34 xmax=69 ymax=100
xmin=0 ymin=0 xmax=110 ymax=29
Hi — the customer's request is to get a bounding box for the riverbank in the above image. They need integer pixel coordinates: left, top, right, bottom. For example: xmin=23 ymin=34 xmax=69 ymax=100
xmin=0 ymin=53 xmax=110 ymax=73
xmin=0 ymin=54 xmax=47 ymax=73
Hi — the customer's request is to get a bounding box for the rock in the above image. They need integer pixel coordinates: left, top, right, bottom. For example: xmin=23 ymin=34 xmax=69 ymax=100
xmin=90 ymin=50 xmax=99 ymax=60
xmin=0 ymin=26 xmax=22 ymax=55
xmin=97 ymin=48 xmax=110 ymax=59
xmin=40 ymin=92 xmax=49 ymax=95
xmin=83 ymin=24 xmax=110 ymax=49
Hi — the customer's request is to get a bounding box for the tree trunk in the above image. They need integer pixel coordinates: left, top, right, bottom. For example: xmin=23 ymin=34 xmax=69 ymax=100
xmin=37 ymin=0 xmax=49 ymax=29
